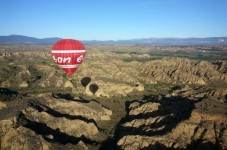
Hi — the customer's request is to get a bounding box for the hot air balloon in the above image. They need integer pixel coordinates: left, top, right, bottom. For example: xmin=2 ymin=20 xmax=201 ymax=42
xmin=51 ymin=39 xmax=86 ymax=76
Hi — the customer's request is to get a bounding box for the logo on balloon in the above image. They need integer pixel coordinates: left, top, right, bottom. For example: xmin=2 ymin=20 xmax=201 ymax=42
xmin=53 ymin=56 xmax=71 ymax=63
xmin=77 ymin=55 xmax=84 ymax=63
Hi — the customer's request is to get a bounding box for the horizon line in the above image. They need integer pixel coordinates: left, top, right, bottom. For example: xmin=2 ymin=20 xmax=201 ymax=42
xmin=1 ymin=34 xmax=227 ymax=41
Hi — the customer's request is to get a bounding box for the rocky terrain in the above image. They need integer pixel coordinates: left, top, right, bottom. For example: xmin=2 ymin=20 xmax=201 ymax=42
xmin=0 ymin=45 xmax=227 ymax=149
xmin=1 ymin=94 xmax=113 ymax=150
xmin=0 ymin=49 xmax=227 ymax=98
xmin=116 ymin=94 xmax=227 ymax=150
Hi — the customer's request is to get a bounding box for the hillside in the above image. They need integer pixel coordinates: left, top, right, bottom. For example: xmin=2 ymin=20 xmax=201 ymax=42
xmin=0 ymin=45 xmax=227 ymax=150
xmin=0 ymin=35 xmax=61 ymax=44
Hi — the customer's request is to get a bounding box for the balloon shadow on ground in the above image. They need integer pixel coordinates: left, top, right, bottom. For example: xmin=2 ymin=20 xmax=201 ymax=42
xmin=89 ymin=84 xmax=99 ymax=95
xmin=81 ymin=77 xmax=91 ymax=88
xmin=80 ymin=77 xmax=99 ymax=95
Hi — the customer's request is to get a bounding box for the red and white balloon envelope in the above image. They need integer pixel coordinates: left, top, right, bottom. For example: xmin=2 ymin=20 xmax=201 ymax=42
xmin=51 ymin=39 xmax=86 ymax=76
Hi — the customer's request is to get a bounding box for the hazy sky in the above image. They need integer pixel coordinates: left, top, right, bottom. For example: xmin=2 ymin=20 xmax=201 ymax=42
xmin=1 ymin=0 xmax=226 ymax=40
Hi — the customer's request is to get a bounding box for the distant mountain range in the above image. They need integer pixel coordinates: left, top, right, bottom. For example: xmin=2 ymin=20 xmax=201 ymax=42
xmin=0 ymin=34 xmax=227 ymax=46
xmin=0 ymin=35 xmax=61 ymax=44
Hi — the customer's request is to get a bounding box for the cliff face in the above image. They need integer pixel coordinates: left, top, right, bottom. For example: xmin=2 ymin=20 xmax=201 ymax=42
xmin=0 ymin=94 xmax=113 ymax=150
xmin=213 ymin=61 xmax=227 ymax=73
xmin=141 ymin=58 xmax=227 ymax=85
xmin=116 ymin=95 xmax=227 ymax=150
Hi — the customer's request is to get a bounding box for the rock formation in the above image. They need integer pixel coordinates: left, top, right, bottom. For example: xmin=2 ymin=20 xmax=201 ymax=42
xmin=213 ymin=61 xmax=227 ymax=73
xmin=1 ymin=94 xmax=113 ymax=149
xmin=1 ymin=51 xmax=227 ymax=97
xmin=0 ymin=119 xmax=53 ymax=150
xmin=116 ymin=95 xmax=227 ymax=150
xmin=78 ymin=55 xmax=227 ymax=96
xmin=167 ymin=85 xmax=227 ymax=103
xmin=141 ymin=58 xmax=227 ymax=85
